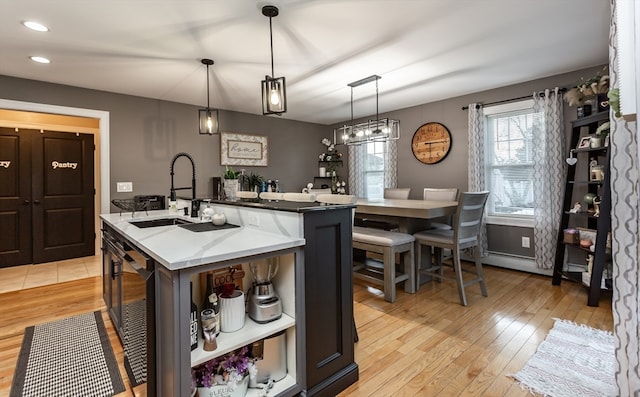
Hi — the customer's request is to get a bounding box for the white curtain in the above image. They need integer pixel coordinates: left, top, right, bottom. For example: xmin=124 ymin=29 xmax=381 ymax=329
xmin=348 ymin=139 xmax=398 ymax=198
xmin=467 ymin=103 xmax=488 ymax=256
xmin=609 ymin=0 xmax=640 ymax=394
xmin=532 ymin=88 xmax=565 ymax=269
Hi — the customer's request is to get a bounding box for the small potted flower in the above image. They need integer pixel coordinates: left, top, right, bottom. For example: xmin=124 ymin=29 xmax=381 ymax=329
xmin=192 ymin=346 xmax=256 ymax=397
xmin=222 ymin=166 xmax=239 ymax=200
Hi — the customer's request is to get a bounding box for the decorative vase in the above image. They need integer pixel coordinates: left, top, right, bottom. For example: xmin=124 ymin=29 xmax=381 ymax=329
xmin=197 ymin=376 xmax=248 ymax=397
xmin=219 ymin=290 xmax=245 ymax=332
xmin=223 ymin=179 xmax=238 ymax=200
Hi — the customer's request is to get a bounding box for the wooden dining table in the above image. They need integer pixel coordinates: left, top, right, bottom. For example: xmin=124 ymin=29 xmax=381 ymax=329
xmin=355 ymin=198 xmax=458 ymax=234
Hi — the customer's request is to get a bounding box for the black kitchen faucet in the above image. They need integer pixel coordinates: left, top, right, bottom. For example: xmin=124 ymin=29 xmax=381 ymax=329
xmin=169 ymin=152 xmax=196 ymax=202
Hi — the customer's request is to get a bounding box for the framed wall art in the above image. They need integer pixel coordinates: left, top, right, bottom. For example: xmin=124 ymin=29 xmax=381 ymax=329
xmin=220 ymin=132 xmax=268 ymax=166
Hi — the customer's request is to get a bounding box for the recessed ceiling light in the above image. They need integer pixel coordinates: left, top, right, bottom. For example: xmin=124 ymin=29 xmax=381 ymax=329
xmin=22 ymin=20 xmax=49 ymax=32
xmin=30 ymin=56 xmax=50 ymax=64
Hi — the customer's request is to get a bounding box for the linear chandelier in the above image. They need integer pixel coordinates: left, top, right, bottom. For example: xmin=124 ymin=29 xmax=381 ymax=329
xmin=334 ymin=75 xmax=399 ymax=146
xmin=198 ymin=58 xmax=220 ymax=135
xmin=261 ymin=5 xmax=286 ymax=115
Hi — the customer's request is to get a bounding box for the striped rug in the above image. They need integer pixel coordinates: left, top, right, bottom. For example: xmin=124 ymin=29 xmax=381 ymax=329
xmin=511 ymin=318 xmax=615 ymax=397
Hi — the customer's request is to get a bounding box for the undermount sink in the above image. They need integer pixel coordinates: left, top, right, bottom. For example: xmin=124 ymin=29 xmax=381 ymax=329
xmin=130 ymin=218 xmax=193 ymax=228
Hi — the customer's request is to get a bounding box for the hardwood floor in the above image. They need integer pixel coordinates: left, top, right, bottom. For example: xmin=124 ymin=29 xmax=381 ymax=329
xmin=0 ymin=264 xmax=612 ymax=397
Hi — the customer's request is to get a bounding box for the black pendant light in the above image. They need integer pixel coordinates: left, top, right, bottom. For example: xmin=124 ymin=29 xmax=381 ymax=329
xmin=261 ymin=5 xmax=287 ymax=115
xmin=199 ymin=58 xmax=220 ymax=135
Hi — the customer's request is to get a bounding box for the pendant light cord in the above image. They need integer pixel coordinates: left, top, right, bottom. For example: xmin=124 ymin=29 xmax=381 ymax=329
xmin=206 ymin=64 xmax=210 ymax=109
xmin=269 ymin=16 xmax=275 ymax=79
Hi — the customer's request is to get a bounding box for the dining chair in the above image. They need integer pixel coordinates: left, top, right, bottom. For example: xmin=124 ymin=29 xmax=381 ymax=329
xmin=235 ymin=191 xmax=258 ymax=199
xmin=423 ymin=188 xmax=459 ymax=230
xmin=308 ymin=188 xmax=332 ymax=195
xmin=384 ymin=187 xmax=411 ymax=199
xmin=282 ymin=192 xmax=317 ymax=202
xmin=413 ymin=191 xmax=489 ymax=306
xmin=259 ymin=192 xmax=284 ymax=200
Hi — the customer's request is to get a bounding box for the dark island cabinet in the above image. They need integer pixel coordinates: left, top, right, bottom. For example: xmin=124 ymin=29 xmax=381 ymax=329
xmin=303 ymin=208 xmax=359 ymax=396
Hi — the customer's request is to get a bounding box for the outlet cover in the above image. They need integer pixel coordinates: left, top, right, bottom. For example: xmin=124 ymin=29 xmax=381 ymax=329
xmin=521 ymin=236 xmax=530 ymax=248
xmin=116 ymin=182 xmax=133 ymax=193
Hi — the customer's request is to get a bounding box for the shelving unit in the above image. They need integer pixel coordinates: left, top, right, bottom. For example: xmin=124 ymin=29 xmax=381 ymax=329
xmin=314 ymin=159 xmax=343 ymax=192
xmin=552 ymin=111 xmax=611 ymax=307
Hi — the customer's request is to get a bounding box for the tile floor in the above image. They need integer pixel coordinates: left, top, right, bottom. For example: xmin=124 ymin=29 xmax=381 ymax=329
xmin=0 ymin=255 xmax=102 ymax=293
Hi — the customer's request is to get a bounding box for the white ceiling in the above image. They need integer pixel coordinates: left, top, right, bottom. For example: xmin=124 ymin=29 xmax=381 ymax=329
xmin=1 ymin=0 xmax=609 ymax=125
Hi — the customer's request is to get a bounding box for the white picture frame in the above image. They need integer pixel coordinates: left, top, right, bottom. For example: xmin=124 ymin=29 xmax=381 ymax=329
xmin=220 ymin=132 xmax=268 ymax=166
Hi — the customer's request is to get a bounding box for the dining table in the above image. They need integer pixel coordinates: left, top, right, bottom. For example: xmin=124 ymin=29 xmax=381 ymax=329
xmin=355 ymin=198 xmax=458 ymax=234
xmin=354 ymin=197 xmax=458 ymax=286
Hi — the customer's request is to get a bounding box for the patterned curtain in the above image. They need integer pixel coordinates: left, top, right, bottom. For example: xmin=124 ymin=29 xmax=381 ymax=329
xmin=609 ymin=0 xmax=640 ymax=394
xmin=348 ymin=144 xmax=366 ymax=197
xmin=532 ymin=88 xmax=565 ymax=269
xmin=384 ymin=139 xmax=398 ymax=189
xmin=467 ymin=103 xmax=488 ymax=256
xmin=348 ymin=139 xmax=398 ymax=198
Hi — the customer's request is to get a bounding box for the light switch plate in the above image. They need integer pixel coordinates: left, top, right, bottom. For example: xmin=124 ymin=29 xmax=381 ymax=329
xmin=116 ymin=182 xmax=133 ymax=192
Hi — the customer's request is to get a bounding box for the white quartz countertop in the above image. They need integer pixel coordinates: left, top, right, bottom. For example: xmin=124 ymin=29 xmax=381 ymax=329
xmin=100 ymin=209 xmax=305 ymax=271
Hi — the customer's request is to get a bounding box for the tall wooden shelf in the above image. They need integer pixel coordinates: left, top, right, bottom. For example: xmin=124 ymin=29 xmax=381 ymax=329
xmin=552 ymin=111 xmax=611 ymax=307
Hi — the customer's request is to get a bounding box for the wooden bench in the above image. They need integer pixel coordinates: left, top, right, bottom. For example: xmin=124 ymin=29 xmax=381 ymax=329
xmin=352 ymin=226 xmax=416 ymax=303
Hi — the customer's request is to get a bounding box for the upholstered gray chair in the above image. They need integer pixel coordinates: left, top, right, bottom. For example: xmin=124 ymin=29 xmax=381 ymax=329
xmin=423 ymin=188 xmax=459 ymax=230
xmin=413 ymin=191 xmax=489 ymax=306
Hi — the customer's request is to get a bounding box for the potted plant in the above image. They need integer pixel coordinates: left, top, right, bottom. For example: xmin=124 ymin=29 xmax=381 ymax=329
xmin=191 ymin=346 xmax=255 ymax=397
xmin=563 ymin=68 xmax=610 ymax=118
xmin=247 ymin=172 xmax=263 ymax=193
xmin=223 ymin=166 xmax=239 ymax=200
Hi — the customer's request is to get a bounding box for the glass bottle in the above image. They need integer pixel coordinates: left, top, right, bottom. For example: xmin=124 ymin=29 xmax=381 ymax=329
xmin=202 ymin=273 xmax=220 ymax=336
xmin=190 ymin=282 xmax=198 ymax=351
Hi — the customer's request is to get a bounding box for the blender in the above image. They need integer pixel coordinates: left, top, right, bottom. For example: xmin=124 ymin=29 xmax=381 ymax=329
xmin=248 ymin=257 xmax=282 ymax=323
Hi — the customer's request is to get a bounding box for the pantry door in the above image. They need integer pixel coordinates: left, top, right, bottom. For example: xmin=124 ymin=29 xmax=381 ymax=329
xmin=0 ymin=128 xmax=95 ymax=267
xmin=31 ymin=130 xmax=95 ymax=264
xmin=0 ymin=127 xmax=32 ymax=266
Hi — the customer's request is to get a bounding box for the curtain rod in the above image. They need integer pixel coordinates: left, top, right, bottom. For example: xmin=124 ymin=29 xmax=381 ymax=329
xmin=461 ymin=87 xmax=567 ymax=110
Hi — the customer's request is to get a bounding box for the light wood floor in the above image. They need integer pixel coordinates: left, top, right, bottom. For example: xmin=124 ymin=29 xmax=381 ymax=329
xmin=0 ymin=263 xmax=612 ymax=397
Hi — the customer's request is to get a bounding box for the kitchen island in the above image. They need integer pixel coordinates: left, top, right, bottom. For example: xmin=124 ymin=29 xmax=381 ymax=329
xmin=101 ymin=198 xmax=358 ymax=396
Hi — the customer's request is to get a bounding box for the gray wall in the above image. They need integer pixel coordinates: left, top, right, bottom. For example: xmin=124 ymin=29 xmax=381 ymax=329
xmin=0 ymin=75 xmax=331 ymax=205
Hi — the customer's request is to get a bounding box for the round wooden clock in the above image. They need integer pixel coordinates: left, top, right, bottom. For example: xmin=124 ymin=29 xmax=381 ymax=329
xmin=411 ymin=122 xmax=452 ymax=164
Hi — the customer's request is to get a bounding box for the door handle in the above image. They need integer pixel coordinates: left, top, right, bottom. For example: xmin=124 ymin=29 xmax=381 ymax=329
xmin=23 ymin=200 xmax=30 ymax=205
xmin=33 ymin=200 xmax=41 ymax=205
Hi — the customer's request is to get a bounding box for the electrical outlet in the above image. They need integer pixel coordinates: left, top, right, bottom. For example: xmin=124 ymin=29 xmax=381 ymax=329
xmin=521 ymin=236 xmax=530 ymax=248
xmin=247 ymin=213 xmax=259 ymax=226
xmin=116 ymin=182 xmax=133 ymax=192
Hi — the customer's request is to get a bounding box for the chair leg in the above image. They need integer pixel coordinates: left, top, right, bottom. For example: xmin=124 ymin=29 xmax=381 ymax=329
xmin=474 ymin=246 xmax=488 ymax=297
xmin=452 ymin=251 xmax=468 ymax=306
xmin=434 ymin=247 xmax=443 ymax=281
xmin=415 ymin=241 xmax=422 ymax=291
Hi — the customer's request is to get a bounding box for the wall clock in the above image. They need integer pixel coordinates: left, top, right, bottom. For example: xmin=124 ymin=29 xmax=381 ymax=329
xmin=411 ymin=122 xmax=452 ymax=164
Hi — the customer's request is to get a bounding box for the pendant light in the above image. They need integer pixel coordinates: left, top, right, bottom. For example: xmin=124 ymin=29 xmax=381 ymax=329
xmin=261 ymin=5 xmax=287 ymax=115
xmin=199 ymin=58 xmax=220 ymax=135
xmin=334 ymin=75 xmax=400 ymax=146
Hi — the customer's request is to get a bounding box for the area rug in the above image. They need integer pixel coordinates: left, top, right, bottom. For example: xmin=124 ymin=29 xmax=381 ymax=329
xmin=10 ymin=311 xmax=125 ymax=397
xmin=511 ymin=318 xmax=616 ymax=397
xmin=123 ymin=300 xmax=146 ymax=387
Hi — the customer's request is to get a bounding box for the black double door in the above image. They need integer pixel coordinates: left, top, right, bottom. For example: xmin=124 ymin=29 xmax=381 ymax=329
xmin=0 ymin=127 xmax=95 ymax=267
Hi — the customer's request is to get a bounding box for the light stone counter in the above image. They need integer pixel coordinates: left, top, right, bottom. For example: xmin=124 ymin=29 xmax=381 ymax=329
xmin=100 ymin=207 xmax=306 ymax=270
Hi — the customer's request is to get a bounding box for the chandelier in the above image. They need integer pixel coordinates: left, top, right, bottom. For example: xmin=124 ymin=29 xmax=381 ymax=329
xmin=334 ymin=75 xmax=400 ymax=146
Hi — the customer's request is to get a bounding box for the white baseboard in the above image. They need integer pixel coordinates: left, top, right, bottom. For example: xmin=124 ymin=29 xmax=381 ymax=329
xmin=462 ymin=252 xmax=553 ymax=276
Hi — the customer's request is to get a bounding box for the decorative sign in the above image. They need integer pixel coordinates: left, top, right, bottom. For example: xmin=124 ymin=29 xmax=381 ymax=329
xmin=51 ymin=161 xmax=78 ymax=170
xmin=0 ymin=161 xmax=10 ymax=168
xmin=221 ymin=132 xmax=268 ymax=166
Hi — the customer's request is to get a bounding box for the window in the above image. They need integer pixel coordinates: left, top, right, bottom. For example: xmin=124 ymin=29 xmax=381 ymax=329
xmin=484 ymin=99 xmax=541 ymax=221
xmin=364 ymin=141 xmax=386 ymax=198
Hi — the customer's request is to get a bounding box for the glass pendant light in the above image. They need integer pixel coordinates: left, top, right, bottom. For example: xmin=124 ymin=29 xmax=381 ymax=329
xmin=261 ymin=5 xmax=287 ymax=115
xmin=198 ymin=58 xmax=220 ymax=135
